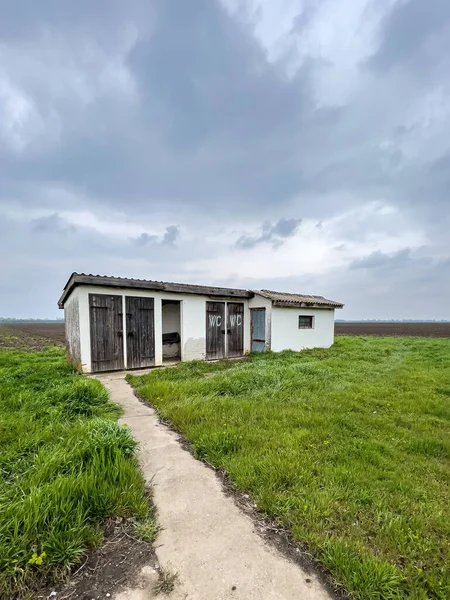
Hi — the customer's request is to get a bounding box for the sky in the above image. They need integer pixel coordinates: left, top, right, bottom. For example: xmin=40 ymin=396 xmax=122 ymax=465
xmin=1 ymin=0 xmax=449 ymax=320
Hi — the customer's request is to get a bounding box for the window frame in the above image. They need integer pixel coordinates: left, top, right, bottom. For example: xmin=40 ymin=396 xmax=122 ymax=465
xmin=298 ymin=315 xmax=314 ymax=330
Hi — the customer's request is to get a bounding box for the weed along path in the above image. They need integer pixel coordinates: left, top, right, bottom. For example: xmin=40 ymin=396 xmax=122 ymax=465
xmin=97 ymin=372 xmax=332 ymax=600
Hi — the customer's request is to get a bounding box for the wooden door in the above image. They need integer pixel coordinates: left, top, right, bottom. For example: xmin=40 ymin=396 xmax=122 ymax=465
xmin=125 ymin=296 xmax=155 ymax=369
xmin=227 ymin=303 xmax=244 ymax=358
xmin=206 ymin=302 xmax=225 ymax=359
xmin=89 ymin=294 xmax=124 ymax=372
xmin=251 ymin=308 xmax=266 ymax=352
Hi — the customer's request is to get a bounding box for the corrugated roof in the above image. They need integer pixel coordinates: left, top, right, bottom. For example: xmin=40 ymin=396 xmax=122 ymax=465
xmin=58 ymin=273 xmax=344 ymax=309
xmin=256 ymin=290 xmax=344 ymax=309
xmin=58 ymin=273 xmax=253 ymax=307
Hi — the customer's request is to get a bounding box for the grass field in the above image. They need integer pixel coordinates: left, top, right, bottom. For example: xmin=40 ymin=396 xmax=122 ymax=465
xmin=0 ymin=341 xmax=150 ymax=598
xmin=129 ymin=337 xmax=450 ymax=600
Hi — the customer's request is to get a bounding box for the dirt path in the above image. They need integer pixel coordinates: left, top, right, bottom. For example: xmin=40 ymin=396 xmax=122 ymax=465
xmin=98 ymin=373 xmax=332 ymax=600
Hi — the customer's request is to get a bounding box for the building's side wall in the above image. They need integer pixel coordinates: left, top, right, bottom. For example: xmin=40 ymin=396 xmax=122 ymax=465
xmin=73 ymin=285 xmax=251 ymax=372
xmin=63 ymin=288 xmax=82 ymax=370
xmin=248 ymin=294 xmax=273 ymax=350
xmin=270 ymin=306 xmax=335 ymax=352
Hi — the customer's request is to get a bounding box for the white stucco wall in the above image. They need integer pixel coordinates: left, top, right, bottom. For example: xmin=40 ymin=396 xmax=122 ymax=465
xmin=63 ymin=287 xmax=81 ymax=369
xmin=68 ymin=285 xmax=251 ymax=372
xmin=270 ymin=306 xmax=335 ymax=352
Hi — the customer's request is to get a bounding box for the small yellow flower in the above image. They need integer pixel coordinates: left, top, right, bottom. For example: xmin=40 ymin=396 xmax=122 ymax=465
xmin=28 ymin=551 xmax=46 ymax=566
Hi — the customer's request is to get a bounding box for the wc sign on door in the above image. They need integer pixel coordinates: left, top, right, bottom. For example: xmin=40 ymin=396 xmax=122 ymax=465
xmin=206 ymin=302 xmax=244 ymax=360
xmin=229 ymin=314 xmax=242 ymax=327
xmin=209 ymin=314 xmax=222 ymax=327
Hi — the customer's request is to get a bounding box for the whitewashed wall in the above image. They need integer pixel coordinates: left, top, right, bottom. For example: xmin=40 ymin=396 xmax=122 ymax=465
xmin=63 ymin=287 xmax=81 ymax=369
xmin=270 ymin=306 xmax=335 ymax=352
xmin=68 ymin=285 xmax=251 ymax=372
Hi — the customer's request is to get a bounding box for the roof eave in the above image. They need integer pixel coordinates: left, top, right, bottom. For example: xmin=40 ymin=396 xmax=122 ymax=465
xmin=58 ymin=272 xmax=76 ymax=309
xmin=58 ymin=273 xmax=253 ymax=308
xmin=273 ymin=301 xmax=344 ymax=309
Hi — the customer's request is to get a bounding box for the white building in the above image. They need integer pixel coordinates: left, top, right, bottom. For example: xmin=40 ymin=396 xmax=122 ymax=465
xmin=58 ymin=273 xmax=344 ymax=373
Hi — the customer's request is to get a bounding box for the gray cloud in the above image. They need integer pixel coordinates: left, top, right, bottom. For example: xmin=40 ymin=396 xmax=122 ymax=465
xmin=349 ymin=248 xmax=437 ymax=274
xmin=31 ymin=213 xmax=76 ymax=234
xmin=134 ymin=225 xmax=179 ymax=247
xmin=0 ymin=0 xmax=321 ymax=217
xmin=163 ymin=225 xmax=179 ymax=246
xmin=369 ymin=0 xmax=450 ymax=73
xmin=350 ymin=249 xmax=413 ymax=270
xmin=135 ymin=233 xmax=158 ymax=247
xmin=236 ymin=218 xmax=302 ymax=249
xmin=0 ymin=0 xmax=449 ymax=318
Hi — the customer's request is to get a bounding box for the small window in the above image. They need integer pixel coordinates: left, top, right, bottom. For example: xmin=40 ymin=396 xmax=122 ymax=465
xmin=298 ymin=316 xmax=314 ymax=329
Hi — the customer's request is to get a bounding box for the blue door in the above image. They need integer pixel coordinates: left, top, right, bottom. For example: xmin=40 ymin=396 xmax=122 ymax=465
xmin=251 ymin=308 xmax=266 ymax=352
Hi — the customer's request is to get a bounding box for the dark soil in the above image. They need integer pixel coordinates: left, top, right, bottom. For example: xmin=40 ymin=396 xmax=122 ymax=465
xmin=0 ymin=324 xmax=64 ymax=351
xmin=335 ymin=322 xmax=450 ymax=337
xmin=1 ymin=322 xmax=66 ymax=344
xmin=36 ymin=519 xmax=158 ymax=600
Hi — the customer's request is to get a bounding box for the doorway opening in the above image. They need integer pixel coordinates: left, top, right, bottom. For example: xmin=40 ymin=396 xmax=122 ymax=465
xmin=162 ymin=300 xmax=181 ymax=362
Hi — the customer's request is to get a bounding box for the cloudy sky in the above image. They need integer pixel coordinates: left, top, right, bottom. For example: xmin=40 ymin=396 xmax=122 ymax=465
xmin=1 ymin=0 xmax=449 ymax=319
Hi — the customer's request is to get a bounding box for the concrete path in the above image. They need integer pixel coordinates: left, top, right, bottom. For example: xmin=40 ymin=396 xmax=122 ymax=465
xmin=98 ymin=373 xmax=332 ymax=600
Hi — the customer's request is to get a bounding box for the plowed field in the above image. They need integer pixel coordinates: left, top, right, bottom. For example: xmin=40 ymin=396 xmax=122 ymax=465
xmin=335 ymin=322 xmax=450 ymax=337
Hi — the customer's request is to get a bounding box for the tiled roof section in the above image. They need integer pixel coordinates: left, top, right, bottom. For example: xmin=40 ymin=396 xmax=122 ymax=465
xmin=256 ymin=289 xmax=344 ymax=309
xmin=58 ymin=273 xmax=253 ymax=307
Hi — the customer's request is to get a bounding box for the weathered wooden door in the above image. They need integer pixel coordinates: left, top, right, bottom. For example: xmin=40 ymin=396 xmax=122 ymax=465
xmin=206 ymin=302 xmax=225 ymax=359
xmin=125 ymin=296 xmax=155 ymax=369
xmin=89 ymin=294 xmax=124 ymax=372
xmin=227 ymin=303 xmax=244 ymax=358
xmin=251 ymin=308 xmax=266 ymax=352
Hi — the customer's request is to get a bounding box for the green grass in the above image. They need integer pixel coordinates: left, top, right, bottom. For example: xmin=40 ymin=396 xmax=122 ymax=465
xmin=0 ymin=346 xmax=149 ymax=598
xmin=133 ymin=511 xmax=159 ymax=544
xmin=129 ymin=337 xmax=450 ymax=600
